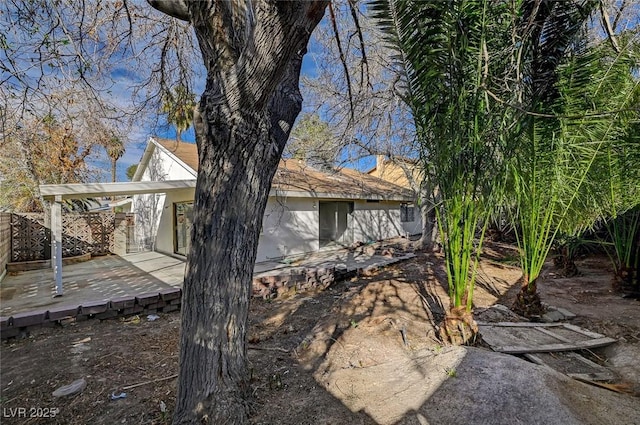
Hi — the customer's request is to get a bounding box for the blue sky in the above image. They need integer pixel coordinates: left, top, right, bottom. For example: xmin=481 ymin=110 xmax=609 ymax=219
xmin=104 ymin=29 xmax=356 ymax=181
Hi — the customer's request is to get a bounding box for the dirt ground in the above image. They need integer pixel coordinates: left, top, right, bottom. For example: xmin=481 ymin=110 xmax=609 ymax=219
xmin=1 ymin=241 xmax=639 ymax=424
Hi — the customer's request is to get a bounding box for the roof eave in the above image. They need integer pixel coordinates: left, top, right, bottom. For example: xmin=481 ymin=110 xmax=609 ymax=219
xmin=270 ymin=188 xmax=413 ymax=202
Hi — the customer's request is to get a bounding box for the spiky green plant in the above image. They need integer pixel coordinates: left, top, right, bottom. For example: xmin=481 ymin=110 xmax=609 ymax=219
xmin=509 ymin=22 xmax=640 ymax=315
xmin=601 ymin=120 xmax=640 ymax=286
xmin=371 ymin=0 xmax=516 ymax=343
xmin=605 ymin=207 xmax=640 ymax=286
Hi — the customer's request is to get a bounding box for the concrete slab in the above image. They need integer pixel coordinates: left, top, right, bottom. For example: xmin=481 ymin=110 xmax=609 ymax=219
xmin=0 ymin=253 xmax=179 ymax=316
xmin=0 ymin=239 xmax=415 ymax=317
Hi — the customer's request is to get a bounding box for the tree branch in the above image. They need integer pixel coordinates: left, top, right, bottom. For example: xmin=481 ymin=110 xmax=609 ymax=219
xmin=147 ymin=0 xmax=190 ymax=21
xmin=599 ymin=0 xmax=620 ymax=54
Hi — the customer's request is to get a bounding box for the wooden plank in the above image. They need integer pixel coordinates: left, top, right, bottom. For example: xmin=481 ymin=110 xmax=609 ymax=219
xmin=477 ymin=322 xmax=565 ymax=328
xmin=568 ymin=372 xmax=616 ymax=381
xmin=525 ymin=352 xmax=616 ymax=382
xmin=492 ymin=337 xmax=617 ymax=354
xmin=561 ymin=323 xmax=608 ymax=339
xmin=479 ymin=321 xmax=618 ymax=354
xmin=533 ymin=327 xmax=574 ymax=343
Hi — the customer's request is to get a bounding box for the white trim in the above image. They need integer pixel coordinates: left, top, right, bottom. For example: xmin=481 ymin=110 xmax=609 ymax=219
xmin=109 ymin=198 xmax=133 ymax=207
xmin=40 ymin=180 xmax=197 ymax=200
xmin=132 ymin=140 xmax=156 ymax=181
xmin=149 ymin=137 xmax=198 ymax=178
xmin=270 ymin=189 xmax=412 ymax=202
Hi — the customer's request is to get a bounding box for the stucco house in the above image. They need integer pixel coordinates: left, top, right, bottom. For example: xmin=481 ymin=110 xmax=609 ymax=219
xmin=131 ymin=137 xmax=421 ymax=262
xmin=366 ymin=155 xmax=422 ymax=191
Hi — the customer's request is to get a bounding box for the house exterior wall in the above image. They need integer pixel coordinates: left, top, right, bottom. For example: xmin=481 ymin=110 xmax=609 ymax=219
xmin=256 ymin=197 xmax=319 ymax=262
xmin=154 ymin=188 xmax=195 ymax=255
xmin=352 ymin=201 xmax=403 ymax=242
xmin=132 ymin=145 xmax=196 ymax=251
xmin=138 ymin=192 xmax=420 ymax=260
xmin=131 ymin=140 xmax=421 ymax=262
xmin=369 ymin=156 xmax=423 ymax=190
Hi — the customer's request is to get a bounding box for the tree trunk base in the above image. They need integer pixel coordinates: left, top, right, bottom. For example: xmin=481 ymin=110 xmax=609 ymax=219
xmin=173 ymin=388 xmax=251 ymax=425
xmin=512 ymin=280 xmax=545 ymax=318
xmin=612 ymin=266 xmax=637 ymax=292
xmin=554 ymin=251 xmax=580 ymax=278
xmin=438 ymin=307 xmax=479 ymax=345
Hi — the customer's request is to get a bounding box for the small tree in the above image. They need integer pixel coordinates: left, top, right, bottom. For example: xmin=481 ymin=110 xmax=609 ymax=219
xmin=125 ymin=164 xmax=138 ymax=181
xmin=285 ymin=112 xmax=340 ymax=168
xmin=0 ymin=114 xmax=94 ymax=211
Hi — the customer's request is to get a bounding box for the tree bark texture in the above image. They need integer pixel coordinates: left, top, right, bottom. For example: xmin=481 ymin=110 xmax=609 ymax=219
xmin=164 ymin=2 xmax=328 ymax=424
xmin=416 ymin=179 xmax=438 ymax=251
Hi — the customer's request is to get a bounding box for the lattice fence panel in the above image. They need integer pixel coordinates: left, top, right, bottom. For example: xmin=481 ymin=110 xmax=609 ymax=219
xmin=61 ymin=214 xmax=92 ymax=257
xmin=87 ymin=212 xmax=115 ymax=255
xmin=10 ymin=212 xmax=118 ymax=262
xmin=10 ymin=213 xmax=49 ymax=262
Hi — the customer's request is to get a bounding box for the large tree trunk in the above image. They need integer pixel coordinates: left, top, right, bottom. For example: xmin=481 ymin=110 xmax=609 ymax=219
xmin=160 ymin=2 xmax=328 ymax=424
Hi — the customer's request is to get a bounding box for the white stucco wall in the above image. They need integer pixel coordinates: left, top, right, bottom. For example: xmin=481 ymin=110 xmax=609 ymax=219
xmin=131 ymin=140 xmax=419 ymax=260
xmin=131 ymin=143 xmax=196 ymax=251
xmin=256 ymin=197 xmax=319 ymax=262
xmin=351 ymin=201 xmax=404 ymax=242
xmin=153 ymin=188 xmax=195 ymax=255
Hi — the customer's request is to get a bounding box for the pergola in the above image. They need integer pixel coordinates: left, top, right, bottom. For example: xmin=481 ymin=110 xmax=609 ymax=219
xmin=39 ymin=180 xmax=196 ymax=296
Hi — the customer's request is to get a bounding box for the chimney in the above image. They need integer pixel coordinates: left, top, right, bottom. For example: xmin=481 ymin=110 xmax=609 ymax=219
xmin=376 ymin=155 xmax=385 ymax=178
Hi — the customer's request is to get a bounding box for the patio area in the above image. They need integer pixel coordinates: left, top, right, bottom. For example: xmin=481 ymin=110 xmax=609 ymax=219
xmin=0 ymin=239 xmax=416 ymax=318
xmin=0 ymin=251 xmax=185 ymax=316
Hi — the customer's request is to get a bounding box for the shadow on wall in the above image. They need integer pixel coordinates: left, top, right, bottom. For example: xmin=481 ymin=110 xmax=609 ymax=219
xmin=319 ymin=201 xmax=353 ymax=248
xmin=260 ymin=200 xmax=409 ymax=261
xmin=132 ymin=149 xmax=170 ymax=251
xmin=259 ymin=198 xmax=319 ymax=261
xmin=351 ymin=203 xmax=403 ymax=243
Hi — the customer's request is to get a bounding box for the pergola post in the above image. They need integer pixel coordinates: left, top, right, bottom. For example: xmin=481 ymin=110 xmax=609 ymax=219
xmin=51 ymin=195 xmax=63 ymax=296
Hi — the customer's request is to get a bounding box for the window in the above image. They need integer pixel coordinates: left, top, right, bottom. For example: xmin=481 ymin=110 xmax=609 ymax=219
xmin=401 ymin=204 xmax=415 ymax=223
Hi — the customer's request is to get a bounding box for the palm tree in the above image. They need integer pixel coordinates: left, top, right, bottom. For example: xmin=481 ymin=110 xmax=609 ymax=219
xmin=508 ymin=7 xmax=640 ymax=316
xmin=371 ymin=0 xmax=516 ymax=344
xmin=370 ymin=0 xmax=639 ymax=333
xmin=161 ymin=84 xmax=196 ymax=148
xmin=105 ymin=136 xmax=125 ymax=183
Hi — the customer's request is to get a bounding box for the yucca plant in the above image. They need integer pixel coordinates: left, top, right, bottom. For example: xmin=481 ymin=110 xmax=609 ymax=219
xmin=371 ymin=0 xmax=516 ymax=343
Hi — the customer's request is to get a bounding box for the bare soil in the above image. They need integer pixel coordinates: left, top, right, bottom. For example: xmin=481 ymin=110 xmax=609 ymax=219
xmin=1 ymin=242 xmax=639 ymax=424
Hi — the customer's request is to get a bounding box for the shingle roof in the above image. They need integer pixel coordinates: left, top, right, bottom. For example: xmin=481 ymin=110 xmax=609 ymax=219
xmin=153 ymin=137 xmax=414 ymax=201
